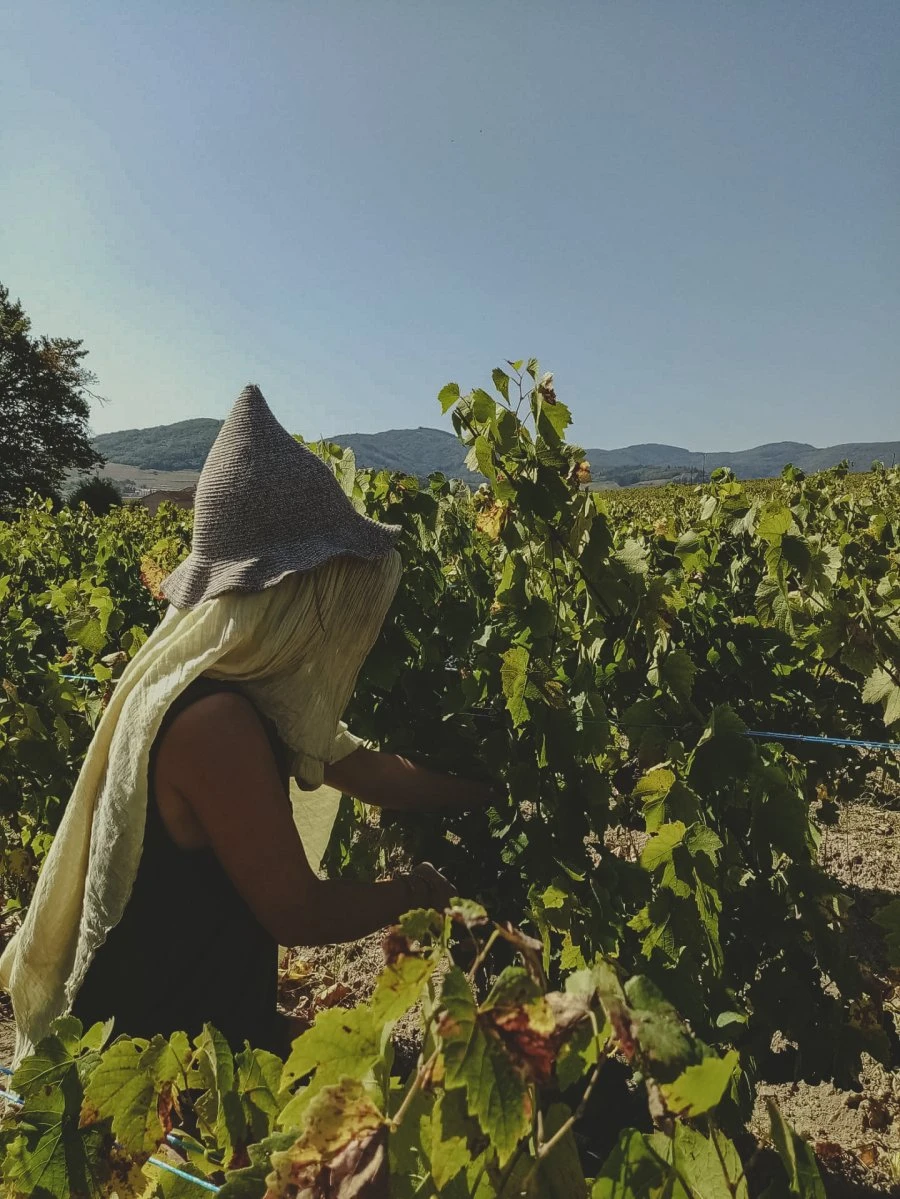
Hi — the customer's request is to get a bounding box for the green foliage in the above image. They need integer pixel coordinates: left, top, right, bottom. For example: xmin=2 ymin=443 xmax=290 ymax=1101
xmin=91 ymin=418 xmax=223 ymax=473
xmin=0 ymin=283 xmax=103 ymax=509
xmin=0 ymin=906 xmax=825 ymax=1198
xmin=1 ymin=358 xmax=898 ymax=1192
xmin=67 ymin=476 xmax=122 ymax=516
xmin=0 ymin=497 xmax=191 ymax=905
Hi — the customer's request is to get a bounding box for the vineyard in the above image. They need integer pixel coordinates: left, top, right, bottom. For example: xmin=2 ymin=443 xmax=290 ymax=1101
xmin=1 ymin=361 xmax=899 ymax=1196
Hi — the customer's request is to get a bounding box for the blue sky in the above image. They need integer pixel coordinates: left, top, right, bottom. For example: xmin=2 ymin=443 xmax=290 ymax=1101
xmin=2 ymin=1 xmax=897 ymax=450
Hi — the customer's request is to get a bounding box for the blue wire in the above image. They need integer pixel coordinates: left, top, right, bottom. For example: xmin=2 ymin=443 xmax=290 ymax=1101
xmin=47 ymin=673 xmax=900 ymax=752
xmin=146 ymin=1158 xmax=220 ymax=1193
xmin=747 ymin=729 xmax=900 ymax=752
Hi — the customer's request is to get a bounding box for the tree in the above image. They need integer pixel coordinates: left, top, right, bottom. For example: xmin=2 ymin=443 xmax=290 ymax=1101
xmin=68 ymin=475 xmax=122 ymax=515
xmin=0 ymin=283 xmax=103 ymax=508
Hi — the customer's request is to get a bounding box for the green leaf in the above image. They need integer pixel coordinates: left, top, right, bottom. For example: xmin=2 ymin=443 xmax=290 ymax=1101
xmin=215 ymin=1132 xmax=298 ymax=1198
xmin=555 ymin=1017 xmax=600 ymax=1091
xmin=12 ymin=1030 xmax=78 ymax=1095
xmin=1 ymin=1122 xmax=110 ymax=1199
xmin=191 ymin=1025 xmax=246 ymax=1163
xmin=671 ymin=1122 xmax=748 ymax=1199
xmin=755 ymin=577 xmax=796 ymax=635
xmin=862 ymin=666 xmax=900 ymax=726
xmin=472 ymin=389 xmax=497 ymax=423
xmin=4 ymin=1064 xmax=111 ymax=1199
xmin=477 ymin=438 xmax=498 ymax=485
xmin=616 ymin=538 xmax=650 ymax=576
xmin=592 ymin=1128 xmax=685 ymax=1198
xmin=634 ymin=767 xmax=676 ymax=831
xmin=501 ymin=645 xmax=530 ymax=728
xmin=438 ymin=967 xmax=530 ymax=1166
xmin=757 ymin=504 xmax=793 ymax=540
xmin=397 ymin=907 xmax=445 ymax=943
xmin=448 ymin=897 xmax=489 ymax=928
xmin=492 ymin=368 xmax=511 ymax=402
xmin=768 ymin=1102 xmax=826 ymax=1197
xmin=281 ymin=1004 xmax=381 ymax=1091
xmin=235 ymin=1046 xmax=287 ymax=1142
xmin=65 ymin=612 xmax=107 ymax=654
xmin=84 ymin=1032 xmax=191 ymax=1155
xmin=641 ymin=822 xmax=686 ymax=872
xmin=624 ymin=976 xmax=701 ymax=1077
xmin=80 ymin=1019 xmax=115 ymax=1054
xmin=540 ymin=883 xmax=568 ymax=910
xmin=439 ymin=383 xmax=460 ymax=413
xmin=661 ymin=1050 xmax=739 ymax=1116
xmin=683 ymin=823 xmax=723 ymax=862
xmin=427 ymin=1090 xmax=471 ymax=1190
xmin=659 ymin=649 xmax=696 ymax=703
xmin=370 ymin=952 xmax=434 ymax=1023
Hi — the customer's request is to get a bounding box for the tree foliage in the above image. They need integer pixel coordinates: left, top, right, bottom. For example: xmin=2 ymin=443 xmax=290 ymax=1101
xmin=68 ymin=476 xmax=123 ymax=516
xmin=0 ymin=283 xmax=103 ymax=509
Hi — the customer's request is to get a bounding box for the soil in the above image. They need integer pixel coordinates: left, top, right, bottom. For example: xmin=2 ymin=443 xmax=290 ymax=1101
xmin=748 ymin=801 xmax=900 ymax=1196
xmin=0 ymin=799 xmax=896 ymax=1194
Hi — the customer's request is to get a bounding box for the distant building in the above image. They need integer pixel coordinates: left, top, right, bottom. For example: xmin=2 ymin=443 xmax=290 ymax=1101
xmin=132 ymin=487 xmax=196 ymax=516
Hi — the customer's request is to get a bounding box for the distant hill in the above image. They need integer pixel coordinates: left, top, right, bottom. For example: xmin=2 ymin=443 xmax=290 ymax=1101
xmin=92 ymin=420 xmax=482 ymax=482
xmin=92 ymin=420 xmax=900 ymax=487
xmin=588 ymin=440 xmax=900 ymax=483
xmin=92 ymin=419 xmax=223 ymax=472
xmin=326 ymin=427 xmax=481 ymax=482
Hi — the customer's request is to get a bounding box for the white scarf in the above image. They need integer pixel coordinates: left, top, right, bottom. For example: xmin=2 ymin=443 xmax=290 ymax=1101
xmin=0 ymin=551 xmax=401 ymax=1062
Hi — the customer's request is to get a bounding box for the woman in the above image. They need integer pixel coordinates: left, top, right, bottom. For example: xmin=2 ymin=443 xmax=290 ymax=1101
xmin=0 ymin=385 xmax=491 ymax=1061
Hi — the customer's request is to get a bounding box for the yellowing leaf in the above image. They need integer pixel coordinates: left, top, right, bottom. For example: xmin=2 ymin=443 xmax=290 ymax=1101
xmin=265 ymin=1078 xmax=386 ymax=1197
xmin=438 ymin=967 xmax=530 ymax=1166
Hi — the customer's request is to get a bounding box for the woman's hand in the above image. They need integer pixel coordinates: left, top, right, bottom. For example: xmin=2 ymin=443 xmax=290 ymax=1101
xmin=404 ymin=861 xmax=455 ymax=911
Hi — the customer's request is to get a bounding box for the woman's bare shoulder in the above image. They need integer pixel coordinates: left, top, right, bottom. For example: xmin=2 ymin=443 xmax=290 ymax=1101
xmin=159 ymin=689 xmax=274 ymax=768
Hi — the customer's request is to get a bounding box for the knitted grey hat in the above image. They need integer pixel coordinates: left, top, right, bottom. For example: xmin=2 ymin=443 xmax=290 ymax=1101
xmin=161 ymin=384 xmax=400 ymax=609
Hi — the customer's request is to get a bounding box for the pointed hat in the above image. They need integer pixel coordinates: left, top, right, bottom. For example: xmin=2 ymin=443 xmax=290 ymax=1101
xmin=161 ymin=384 xmax=400 ymax=609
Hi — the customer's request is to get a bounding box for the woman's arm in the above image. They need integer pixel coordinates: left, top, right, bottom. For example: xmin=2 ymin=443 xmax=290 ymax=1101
xmin=324 ymin=745 xmax=497 ymax=812
xmin=155 ymin=693 xmax=453 ymax=947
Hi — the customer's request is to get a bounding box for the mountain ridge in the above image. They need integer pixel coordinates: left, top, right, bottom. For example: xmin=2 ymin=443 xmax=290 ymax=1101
xmin=91 ymin=420 xmax=900 ymax=487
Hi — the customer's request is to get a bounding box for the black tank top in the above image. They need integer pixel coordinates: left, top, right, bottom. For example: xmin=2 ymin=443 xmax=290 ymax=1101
xmin=72 ymin=677 xmax=291 ymax=1056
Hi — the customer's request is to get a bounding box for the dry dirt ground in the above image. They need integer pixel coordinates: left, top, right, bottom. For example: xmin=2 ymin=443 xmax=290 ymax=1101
xmin=750 ymin=802 xmax=900 ymax=1196
xmin=0 ymin=801 xmax=897 ymax=1195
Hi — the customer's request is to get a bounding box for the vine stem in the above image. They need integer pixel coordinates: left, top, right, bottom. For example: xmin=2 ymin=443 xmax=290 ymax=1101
xmin=390 ymin=1046 xmax=440 ymax=1132
xmin=390 ymin=923 xmax=508 ymax=1133
xmin=527 ymin=1011 xmax=608 ymax=1181
xmin=466 ymin=927 xmax=501 ymax=982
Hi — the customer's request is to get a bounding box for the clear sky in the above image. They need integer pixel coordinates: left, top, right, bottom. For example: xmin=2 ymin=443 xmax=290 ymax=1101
xmin=2 ymin=1 xmax=897 ymax=450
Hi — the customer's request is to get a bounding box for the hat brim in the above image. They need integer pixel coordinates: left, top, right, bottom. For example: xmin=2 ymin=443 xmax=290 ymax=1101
xmin=161 ymin=515 xmax=400 ymax=609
